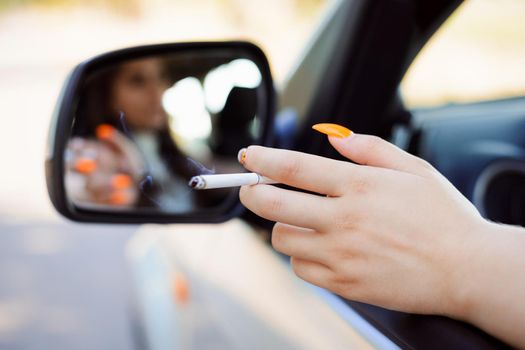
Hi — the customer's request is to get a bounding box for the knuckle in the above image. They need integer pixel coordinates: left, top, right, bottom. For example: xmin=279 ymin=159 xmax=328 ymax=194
xmin=265 ymin=196 xmax=284 ymax=216
xmin=332 ymin=209 xmax=359 ymax=231
xmin=333 ymin=246 xmax=358 ymax=263
xmin=350 ymin=177 xmax=370 ymax=195
xmin=271 ymin=223 xmax=285 ymax=250
xmin=332 ymin=280 xmax=360 ymax=299
xmin=257 ymin=189 xmax=283 ymax=217
xmin=248 ymin=186 xmax=284 ymax=219
xmin=328 ymin=272 xmax=360 ymax=296
xmin=362 ymin=135 xmax=384 ymax=153
xmin=328 ymin=272 xmax=347 ymax=287
xmin=278 ymin=157 xmax=302 ymax=181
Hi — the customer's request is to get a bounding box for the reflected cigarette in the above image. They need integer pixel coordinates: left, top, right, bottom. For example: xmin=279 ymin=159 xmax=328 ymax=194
xmin=189 ymin=173 xmax=278 ymax=190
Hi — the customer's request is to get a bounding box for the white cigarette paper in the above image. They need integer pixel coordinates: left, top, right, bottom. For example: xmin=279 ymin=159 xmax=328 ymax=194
xmin=189 ymin=173 xmax=277 ymax=190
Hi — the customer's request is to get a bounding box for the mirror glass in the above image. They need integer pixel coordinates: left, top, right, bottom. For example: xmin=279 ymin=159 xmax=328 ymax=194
xmin=64 ymin=50 xmax=267 ymax=214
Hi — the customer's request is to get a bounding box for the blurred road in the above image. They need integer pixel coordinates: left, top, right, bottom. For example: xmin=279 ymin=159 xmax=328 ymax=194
xmin=0 ymin=220 xmax=137 ymax=350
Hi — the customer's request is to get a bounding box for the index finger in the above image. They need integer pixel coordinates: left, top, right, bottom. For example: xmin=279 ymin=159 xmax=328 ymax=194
xmin=240 ymin=145 xmax=357 ymax=196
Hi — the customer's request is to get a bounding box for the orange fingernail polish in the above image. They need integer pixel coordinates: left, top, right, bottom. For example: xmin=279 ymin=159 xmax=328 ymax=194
xmin=312 ymin=123 xmax=352 ymax=138
xmin=109 ymin=190 xmax=128 ymax=205
xmin=111 ymin=173 xmax=133 ymax=190
xmin=96 ymin=124 xmax=116 ymax=140
xmin=238 ymin=148 xmax=247 ymax=165
xmin=74 ymin=158 xmax=97 ymax=174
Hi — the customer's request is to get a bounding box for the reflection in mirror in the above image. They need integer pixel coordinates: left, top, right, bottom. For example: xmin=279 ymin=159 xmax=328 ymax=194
xmin=64 ymin=52 xmax=265 ymax=214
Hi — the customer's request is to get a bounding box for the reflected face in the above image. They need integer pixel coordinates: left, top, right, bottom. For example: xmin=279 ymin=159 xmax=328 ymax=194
xmin=111 ymin=58 xmax=170 ymax=131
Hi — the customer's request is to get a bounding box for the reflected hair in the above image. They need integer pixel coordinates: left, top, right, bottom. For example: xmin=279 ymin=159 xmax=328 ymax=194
xmin=73 ymin=63 xmax=193 ymax=180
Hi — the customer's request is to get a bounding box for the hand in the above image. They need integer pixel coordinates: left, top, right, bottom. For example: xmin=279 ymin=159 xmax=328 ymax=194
xmin=65 ymin=125 xmax=145 ymax=207
xmin=238 ymin=130 xmax=486 ymax=317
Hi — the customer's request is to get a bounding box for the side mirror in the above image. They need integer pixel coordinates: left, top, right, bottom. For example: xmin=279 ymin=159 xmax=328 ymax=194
xmin=46 ymin=41 xmax=275 ymax=223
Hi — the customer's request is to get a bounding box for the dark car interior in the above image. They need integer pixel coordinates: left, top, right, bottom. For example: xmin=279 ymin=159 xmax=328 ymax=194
xmin=413 ymin=97 xmax=525 ymax=227
xmin=262 ymin=0 xmax=521 ymax=348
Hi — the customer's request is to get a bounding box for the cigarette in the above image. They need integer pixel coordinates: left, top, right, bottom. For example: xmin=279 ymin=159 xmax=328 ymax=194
xmin=188 ymin=173 xmax=277 ymax=190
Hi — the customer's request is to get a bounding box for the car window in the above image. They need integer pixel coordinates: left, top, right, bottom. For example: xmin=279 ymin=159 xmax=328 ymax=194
xmin=400 ymin=0 xmax=525 ymax=109
xmin=278 ymin=0 xmax=347 ymax=117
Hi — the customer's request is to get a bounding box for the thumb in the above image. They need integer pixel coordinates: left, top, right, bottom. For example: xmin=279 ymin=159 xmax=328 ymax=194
xmin=312 ymin=123 xmax=431 ymax=175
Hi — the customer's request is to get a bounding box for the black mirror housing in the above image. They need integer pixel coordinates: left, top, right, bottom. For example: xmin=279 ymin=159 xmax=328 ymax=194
xmin=45 ymin=41 xmax=275 ymax=224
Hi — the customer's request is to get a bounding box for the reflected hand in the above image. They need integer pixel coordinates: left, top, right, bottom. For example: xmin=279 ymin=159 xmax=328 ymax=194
xmin=65 ymin=125 xmax=145 ymax=207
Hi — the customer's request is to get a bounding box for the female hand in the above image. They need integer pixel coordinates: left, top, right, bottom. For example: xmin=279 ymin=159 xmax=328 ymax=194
xmin=65 ymin=125 xmax=145 ymax=207
xmin=238 ymin=125 xmax=486 ymax=317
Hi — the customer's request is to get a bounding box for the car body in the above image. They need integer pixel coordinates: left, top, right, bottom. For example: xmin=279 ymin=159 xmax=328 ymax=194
xmin=44 ymin=0 xmax=524 ymax=348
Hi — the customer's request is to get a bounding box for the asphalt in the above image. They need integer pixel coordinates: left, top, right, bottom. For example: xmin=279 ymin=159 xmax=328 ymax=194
xmin=0 ymin=219 xmax=138 ymax=350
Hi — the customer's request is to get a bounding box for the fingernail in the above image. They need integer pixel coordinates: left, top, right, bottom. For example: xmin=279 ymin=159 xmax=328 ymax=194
xmin=312 ymin=123 xmax=353 ymax=138
xmin=96 ymin=124 xmax=116 ymax=140
xmin=237 ymin=148 xmax=247 ymax=165
xmin=109 ymin=190 xmax=128 ymax=205
xmin=111 ymin=173 xmax=133 ymax=190
xmin=74 ymin=158 xmax=97 ymax=174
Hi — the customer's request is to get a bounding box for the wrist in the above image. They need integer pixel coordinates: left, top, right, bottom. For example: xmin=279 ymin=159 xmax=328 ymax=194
xmin=440 ymin=218 xmax=495 ymax=321
xmin=443 ymin=220 xmax=525 ymax=347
